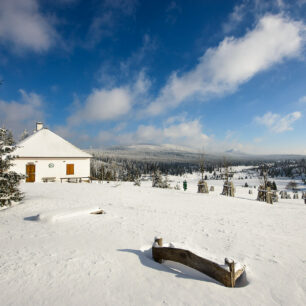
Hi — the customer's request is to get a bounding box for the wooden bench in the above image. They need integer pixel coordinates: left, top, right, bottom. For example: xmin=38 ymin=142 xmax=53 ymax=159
xmin=42 ymin=177 xmax=56 ymax=183
xmin=152 ymin=237 xmax=245 ymax=288
xmin=60 ymin=177 xmax=92 ymax=183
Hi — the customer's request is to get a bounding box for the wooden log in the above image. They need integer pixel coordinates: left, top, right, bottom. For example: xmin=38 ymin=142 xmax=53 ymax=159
xmin=90 ymin=209 xmax=105 ymax=215
xmin=152 ymin=244 xmax=245 ymax=287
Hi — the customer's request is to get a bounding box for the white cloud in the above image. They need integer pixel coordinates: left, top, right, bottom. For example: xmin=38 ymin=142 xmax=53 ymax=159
xmin=69 ymin=87 xmax=132 ymax=124
xmin=97 ymin=34 xmax=156 ymax=86
xmin=225 ymin=130 xmax=238 ymax=140
xmin=0 ymin=89 xmax=44 ymax=136
xmin=69 ymin=71 xmax=151 ymax=124
xmin=86 ymin=0 xmax=138 ymax=48
xmin=86 ymin=12 xmax=114 ymax=48
xmin=0 ymin=0 xmax=58 ymax=53
xmin=144 ymin=14 xmax=305 ymax=116
xmin=54 ymin=125 xmax=90 ymax=148
xmin=254 ymin=111 xmax=302 ymax=133
xmin=298 ymin=96 xmax=306 ymax=104
xmin=222 ymin=2 xmax=246 ymax=33
xmin=297 ymin=0 xmax=306 ymax=6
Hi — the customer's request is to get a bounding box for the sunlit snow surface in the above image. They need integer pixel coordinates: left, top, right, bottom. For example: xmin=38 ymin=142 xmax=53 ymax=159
xmin=1 ymin=169 xmax=306 ymax=306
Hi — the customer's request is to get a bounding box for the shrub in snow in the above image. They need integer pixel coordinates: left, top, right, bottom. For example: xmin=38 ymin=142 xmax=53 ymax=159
xmin=134 ymin=178 xmax=141 ymax=186
xmin=280 ymin=191 xmax=287 ymax=199
xmin=0 ymin=127 xmax=24 ymax=207
xmin=272 ymin=191 xmax=278 ymax=202
xmin=174 ymin=183 xmax=181 ymax=190
xmin=152 ymin=170 xmax=170 ymax=188
xmin=286 ymin=181 xmax=298 ymax=191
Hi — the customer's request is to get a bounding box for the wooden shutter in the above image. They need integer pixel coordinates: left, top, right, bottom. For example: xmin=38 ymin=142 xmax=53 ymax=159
xmin=66 ymin=164 xmax=74 ymax=175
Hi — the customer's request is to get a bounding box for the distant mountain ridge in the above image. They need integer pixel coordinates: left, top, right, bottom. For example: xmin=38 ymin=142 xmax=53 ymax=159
xmin=88 ymin=144 xmax=306 ymax=162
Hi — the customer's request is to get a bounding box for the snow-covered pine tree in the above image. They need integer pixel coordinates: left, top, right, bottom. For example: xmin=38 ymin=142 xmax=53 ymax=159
xmin=152 ymin=170 xmax=163 ymax=187
xmin=152 ymin=170 xmax=169 ymax=188
xmin=0 ymin=127 xmax=24 ymax=207
xmin=19 ymin=129 xmax=29 ymax=141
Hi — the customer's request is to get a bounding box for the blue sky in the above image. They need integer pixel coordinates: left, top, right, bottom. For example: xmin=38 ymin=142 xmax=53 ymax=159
xmin=0 ymin=0 xmax=306 ymax=154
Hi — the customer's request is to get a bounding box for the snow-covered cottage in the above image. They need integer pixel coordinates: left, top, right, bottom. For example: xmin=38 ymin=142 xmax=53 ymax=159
xmin=12 ymin=123 xmax=92 ymax=182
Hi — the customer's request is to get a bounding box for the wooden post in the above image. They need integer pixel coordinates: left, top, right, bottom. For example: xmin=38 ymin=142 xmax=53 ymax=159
xmin=266 ymin=187 xmax=273 ymax=204
xmin=153 ymin=237 xmax=163 ymax=263
xmin=155 ymin=237 xmax=163 ymax=246
xmin=225 ymin=258 xmax=235 ymax=287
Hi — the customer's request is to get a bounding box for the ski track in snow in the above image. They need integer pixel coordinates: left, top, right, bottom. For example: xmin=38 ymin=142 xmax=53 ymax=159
xmin=0 ymin=171 xmax=306 ymax=306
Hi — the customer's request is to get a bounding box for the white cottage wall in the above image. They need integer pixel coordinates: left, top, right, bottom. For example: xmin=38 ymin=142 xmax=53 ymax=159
xmin=12 ymin=158 xmax=90 ymax=182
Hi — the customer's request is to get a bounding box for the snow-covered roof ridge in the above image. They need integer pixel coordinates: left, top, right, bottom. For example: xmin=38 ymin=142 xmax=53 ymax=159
xmin=15 ymin=128 xmax=92 ymax=158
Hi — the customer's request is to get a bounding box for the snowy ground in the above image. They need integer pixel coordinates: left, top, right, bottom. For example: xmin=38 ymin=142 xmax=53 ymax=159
xmin=1 ymin=173 xmax=306 ymax=306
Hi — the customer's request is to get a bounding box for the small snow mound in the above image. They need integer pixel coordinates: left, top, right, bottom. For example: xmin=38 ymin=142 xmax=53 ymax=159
xmin=153 ymin=242 xmax=161 ymax=248
xmin=24 ymin=206 xmax=102 ymax=223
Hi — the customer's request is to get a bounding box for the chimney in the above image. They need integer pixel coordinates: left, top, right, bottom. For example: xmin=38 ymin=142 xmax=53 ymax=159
xmin=36 ymin=122 xmax=44 ymax=131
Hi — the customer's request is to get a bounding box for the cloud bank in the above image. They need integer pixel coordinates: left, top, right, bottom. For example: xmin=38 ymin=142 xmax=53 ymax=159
xmin=145 ymin=14 xmax=305 ymax=116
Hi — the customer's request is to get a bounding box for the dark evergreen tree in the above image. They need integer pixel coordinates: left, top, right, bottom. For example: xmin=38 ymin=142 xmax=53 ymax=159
xmin=0 ymin=127 xmax=24 ymax=206
xmin=272 ymin=181 xmax=277 ymax=191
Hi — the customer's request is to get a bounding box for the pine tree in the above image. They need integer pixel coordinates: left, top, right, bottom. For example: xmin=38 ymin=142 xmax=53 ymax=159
xmin=152 ymin=170 xmax=163 ymax=187
xmin=0 ymin=127 xmax=24 ymax=206
xmin=19 ymin=129 xmax=29 ymax=141
xmin=152 ymin=170 xmax=169 ymax=188
xmin=272 ymin=181 xmax=277 ymax=191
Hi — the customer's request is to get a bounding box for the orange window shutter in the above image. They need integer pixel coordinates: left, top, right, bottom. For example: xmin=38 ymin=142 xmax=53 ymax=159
xmin=66 ymin=164 xmax=74 ymax=175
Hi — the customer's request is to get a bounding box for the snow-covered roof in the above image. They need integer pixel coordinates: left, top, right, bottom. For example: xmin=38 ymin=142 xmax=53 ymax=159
xmin=15 ymin=128 xmax=92 ymax=158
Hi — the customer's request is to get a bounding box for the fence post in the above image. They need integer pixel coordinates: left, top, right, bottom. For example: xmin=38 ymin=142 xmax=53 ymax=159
xmin=225 ymin=258 xmax=235 ymax=287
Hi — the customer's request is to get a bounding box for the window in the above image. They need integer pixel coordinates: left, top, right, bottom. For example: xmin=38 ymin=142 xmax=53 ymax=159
xmin=66 ymin=164 xmax=74 ymax=175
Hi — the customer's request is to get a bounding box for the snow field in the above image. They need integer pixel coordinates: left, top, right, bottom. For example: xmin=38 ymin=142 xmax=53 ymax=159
xmin=0 ymin=175 xmax=305 ymax=306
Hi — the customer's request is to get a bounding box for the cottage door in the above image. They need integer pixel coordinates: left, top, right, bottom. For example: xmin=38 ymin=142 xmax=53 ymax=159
xmin=26 ymin=164 xmax=35 ymax=182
